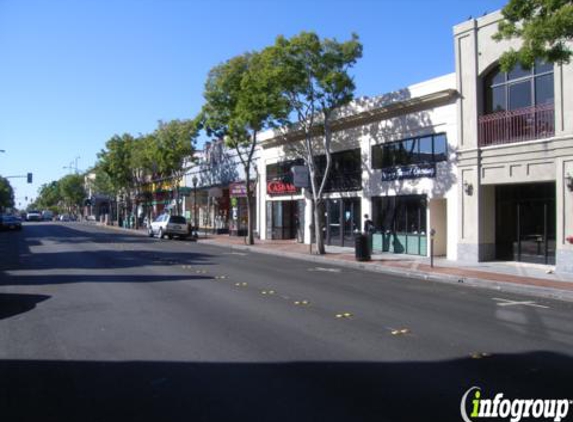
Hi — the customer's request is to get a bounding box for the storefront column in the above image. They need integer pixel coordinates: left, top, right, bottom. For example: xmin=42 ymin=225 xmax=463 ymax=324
xmin=556 ymin=157 xmax=573 ymax=273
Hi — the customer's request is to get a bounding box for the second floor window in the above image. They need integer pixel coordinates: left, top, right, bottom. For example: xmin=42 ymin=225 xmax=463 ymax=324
xmin=484 ymin=60 xmax=554 ymax=114
xmin=371 ymin=133 xmax=448 ymax=170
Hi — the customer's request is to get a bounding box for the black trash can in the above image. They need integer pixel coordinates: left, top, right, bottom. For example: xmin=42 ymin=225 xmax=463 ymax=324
xmin=355 ymin=233 xmax=371 ymax=261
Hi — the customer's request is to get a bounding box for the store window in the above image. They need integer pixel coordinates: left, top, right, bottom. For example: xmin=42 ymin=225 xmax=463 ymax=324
xmin=316 ymin=149 xmax=362 ymax=192
xmin=372 ymin=134 xmax=448 ymax=169
xmin=371 ymin=195 xmax=427 ymax=255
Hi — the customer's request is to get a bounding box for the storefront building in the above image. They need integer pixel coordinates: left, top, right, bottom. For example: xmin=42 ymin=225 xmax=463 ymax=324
xmin=455 ymin=11 xmax=573 ymax=273
xmin=182 ymin=140 xmax=260 ymax=236
xmin=258 ymin=74 xmax=459 ymax=259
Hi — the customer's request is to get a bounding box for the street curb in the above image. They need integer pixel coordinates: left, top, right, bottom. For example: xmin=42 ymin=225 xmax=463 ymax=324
xmin=200 ymin=239 xmax=573 ymax=304
xmin=92 ymin=223 xmax=573 ymax=304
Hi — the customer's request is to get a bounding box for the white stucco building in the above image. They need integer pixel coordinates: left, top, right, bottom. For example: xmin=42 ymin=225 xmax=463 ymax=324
xmin=258 ymin=74 xmax=459 ymax=259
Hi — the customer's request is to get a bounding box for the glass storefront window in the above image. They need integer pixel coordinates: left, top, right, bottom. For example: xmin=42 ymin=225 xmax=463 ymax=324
xmin=371 ymin=195 xmax=427 ymax=256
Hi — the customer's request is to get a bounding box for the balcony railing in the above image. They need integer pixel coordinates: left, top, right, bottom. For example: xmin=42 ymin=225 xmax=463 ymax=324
xmin=478 ymin=103 xmax=554 ymax=147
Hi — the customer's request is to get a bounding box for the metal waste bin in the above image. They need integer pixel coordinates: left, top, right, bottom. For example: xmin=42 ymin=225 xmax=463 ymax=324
xmin=355 ymin=233 xmax=371 ymax=261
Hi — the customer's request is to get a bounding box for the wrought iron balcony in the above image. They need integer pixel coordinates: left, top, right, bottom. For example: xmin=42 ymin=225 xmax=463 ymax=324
xmin=478 ymin=103 xmax=554 ymax=147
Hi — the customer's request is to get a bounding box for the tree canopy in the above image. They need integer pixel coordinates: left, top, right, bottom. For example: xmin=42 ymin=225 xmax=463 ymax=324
xmin=494 ymin=0 xmax=573 ymax=71
xmin=202 ymin=51 xmax=289 ymax=244
xmin=0 ymin=176 xmax=14 ymax=211
xmin=266 ymin=31 xmax=363 ymax=253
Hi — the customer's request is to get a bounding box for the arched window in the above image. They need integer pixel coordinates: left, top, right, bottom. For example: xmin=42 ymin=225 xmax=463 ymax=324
xmin=484 ymin=60 xmax=554 ymax=114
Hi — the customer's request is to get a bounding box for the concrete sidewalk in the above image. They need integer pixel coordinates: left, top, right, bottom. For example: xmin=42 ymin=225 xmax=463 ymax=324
xmin=99 ymin=223 xmax=573 ymax=303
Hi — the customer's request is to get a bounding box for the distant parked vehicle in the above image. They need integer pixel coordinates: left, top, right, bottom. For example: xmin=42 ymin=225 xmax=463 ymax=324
xmin=59 ymin=214 xmax=71 ymax=222
xmin=148 ymin=214 xmax=189 ymax=240
xmin=42 ymin=210 xmax=54 ymax=221
xmin=26 ymin=210 xmax=42 ymax=221
xmin=0 ymin=214 xmax=22 ymax=231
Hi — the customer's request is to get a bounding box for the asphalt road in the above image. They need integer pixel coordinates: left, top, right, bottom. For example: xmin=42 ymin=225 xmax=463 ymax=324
xmin=1 ymin=222 xmax=572 ymax=422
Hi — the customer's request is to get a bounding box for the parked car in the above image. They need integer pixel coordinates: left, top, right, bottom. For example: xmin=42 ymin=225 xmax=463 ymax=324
xmin=148 ymin=214 xmax=189 ymax=239
xmin=26 ymin=210 xmax=42 ymax=221
xmin=42 ymin=210 xmax=54 ymax=221
xmin=0 ymin=214 xmax=22 ymax=231
xmin=59 ymin=214 xmax=70 ymax=222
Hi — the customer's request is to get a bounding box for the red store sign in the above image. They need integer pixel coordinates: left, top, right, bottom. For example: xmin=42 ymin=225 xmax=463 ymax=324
xmin=267 ymin=180 xmax=298 ymax=195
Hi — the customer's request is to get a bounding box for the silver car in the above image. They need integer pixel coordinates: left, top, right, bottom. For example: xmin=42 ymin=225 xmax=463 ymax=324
xmin=148 ymin=215 xmax=189 ymax=240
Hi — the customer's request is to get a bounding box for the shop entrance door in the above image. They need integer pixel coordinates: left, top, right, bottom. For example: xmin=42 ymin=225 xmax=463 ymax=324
xmin=495 ymin=183 xmax=556 ymax=265
xmin=326 ymin=198 xmax=360 ymax=247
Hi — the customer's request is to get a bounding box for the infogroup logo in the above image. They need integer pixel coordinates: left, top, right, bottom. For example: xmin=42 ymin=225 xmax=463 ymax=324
xmin=460 ymin=387 xmax=571 ymax=422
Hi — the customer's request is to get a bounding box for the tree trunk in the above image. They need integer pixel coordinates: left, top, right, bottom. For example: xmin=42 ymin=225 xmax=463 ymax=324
xmin=246 ymin=192 xmax=254 ymax=245
xmin=313 ymin=200 xmax=325 ymax=255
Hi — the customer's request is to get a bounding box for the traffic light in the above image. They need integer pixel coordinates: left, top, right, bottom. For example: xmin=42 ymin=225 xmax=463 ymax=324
xmin=27 ymin=173 xmax=32 ymax=183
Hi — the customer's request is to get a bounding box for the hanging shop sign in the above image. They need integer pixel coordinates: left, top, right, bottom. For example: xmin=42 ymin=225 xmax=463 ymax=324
xmin=381 ymin=164 xmax=436 ymax=181
xmin=230 ymin=182 xmax=256 ymax=198
xmin=291 ymin=165 xmax=310 ymax=188
xmin=267 ymin=180 xmax=297 ymax=195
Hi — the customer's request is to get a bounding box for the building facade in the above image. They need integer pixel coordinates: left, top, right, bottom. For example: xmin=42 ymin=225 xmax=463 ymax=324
xmin=454 ymin=12 xmax=573 ymax=273
xmin=182 ymin=140 xmax=260 ymax=235
xmin=258 ymin=74 xmax=459 ymax=259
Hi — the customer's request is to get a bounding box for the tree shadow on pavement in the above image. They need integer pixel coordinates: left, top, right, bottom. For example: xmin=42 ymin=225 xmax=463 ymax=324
xmin=0 ymin=351 xmax=571 ymax=422
xmin=0 ymin=293 xmax=50 ymax=320
xmin=11 ymin=250 xmax=216 ymax=272
xmin=0 ymin=273 xmax=212 ymax=287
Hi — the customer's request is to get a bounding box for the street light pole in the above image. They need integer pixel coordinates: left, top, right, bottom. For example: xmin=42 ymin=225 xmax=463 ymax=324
xmin=192 ymin=175 xmax=198 ymax=237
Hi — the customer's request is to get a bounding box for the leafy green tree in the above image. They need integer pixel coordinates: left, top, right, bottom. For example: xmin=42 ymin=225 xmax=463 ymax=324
xmin=153 ymin=119 xmax=199 ymax=215
xmin=59 ymin=174 xmax=86 ymax=213
xmin=202 ymin=52 xmax=288 ymax=245
xmin=494 ymin=0 xmax=573 ymax=71
xmin=0 ymin=176 xmax=15 ymax=211
xmin=269 ymin=31 xmax=363 ymax=254
xmin=98 ymin=133 xmax=137 ymax=221
xmin=89 ymin=164 xmax=117 ymax=198
xmin=35 ymin=181 xmax=63 ymax=214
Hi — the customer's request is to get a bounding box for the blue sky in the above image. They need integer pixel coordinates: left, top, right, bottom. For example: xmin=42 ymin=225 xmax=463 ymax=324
xmin=0 ymin=0 xmax=507 ymax=207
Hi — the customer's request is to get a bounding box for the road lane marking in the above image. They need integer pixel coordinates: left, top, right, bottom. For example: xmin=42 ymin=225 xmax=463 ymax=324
xmin=308 ymin=267 xmax=341 ymax=273
xmin=493 ymin=298 xmax=550 ymax=309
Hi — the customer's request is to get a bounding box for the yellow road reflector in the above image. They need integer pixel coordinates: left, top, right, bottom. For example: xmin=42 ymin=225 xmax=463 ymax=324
xmin=295 ymin=300 xmax=310 ymax=306
xmin=335 ymin=312 xmax=352 ymax=319
xmin=470 ymin=352 xmax=492 ymax=359
xmin=268 ymin=290 xmax=275 ymax=295
xmin=234 ymin=282 xmax=248 ymax=287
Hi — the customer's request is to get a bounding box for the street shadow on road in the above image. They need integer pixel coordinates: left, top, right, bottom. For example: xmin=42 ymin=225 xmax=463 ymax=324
xmin=0 ymin=351 xmax=571 ymax=422
xmin=0 ymin=293 xmax=50 ymax=320
xmin=8 ymin=249 xmax=217 ymax=272
xmin=0 ymin=273 xmax=212 ymax=286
